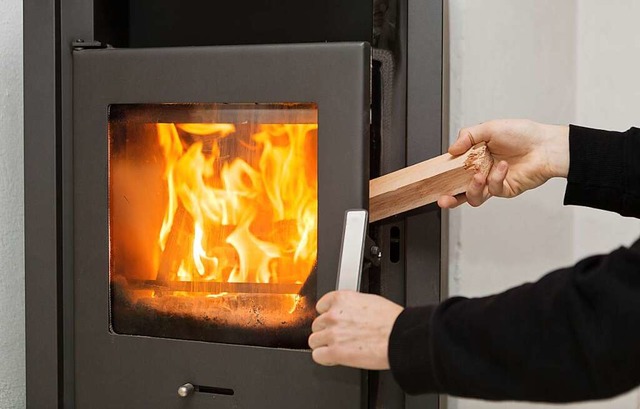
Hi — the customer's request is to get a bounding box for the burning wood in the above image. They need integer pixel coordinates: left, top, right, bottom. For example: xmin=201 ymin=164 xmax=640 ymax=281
xmin=109 ymin=109 xmax=319 ymax=347
xmin=156 ymin=203 xmax=193 ymax=282
xmin=128 ymin=279 xmax=303 ymax=295
xmin=153 ymin=122 xmax=318 ymax=287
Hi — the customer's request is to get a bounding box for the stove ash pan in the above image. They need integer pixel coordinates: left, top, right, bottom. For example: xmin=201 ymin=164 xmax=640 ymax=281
xmin=73 ymin=43 xmax=370 ymax=408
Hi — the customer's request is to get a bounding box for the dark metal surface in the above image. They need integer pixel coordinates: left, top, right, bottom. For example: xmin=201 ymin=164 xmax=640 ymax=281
xmin=405 ymin=1 xmax=444 ymax=409
xmin=61 ymin=3 xmax=94 ymax=408
xmin=73 ymin=43 xmax=369 ymax=408
xmin=406 ymin=0 xmax=444 ymax=312
xmin=125 ymin=0 xmax=372 ymax=48
xmin=94 ymin=0 xmax=372 ymax=48
xmin=369 ymin=1 xmax=408 ymax=407
xmin=366 ymin=1 xmax=446 ymax=409
xmin=24 ymin=0 xmax=59 ymax=406
xmin=25 ymin=0 xmax=93 ymax=407
xmin=93 ymin=0 xmax=129 ymax=47
xmin=368 ymin=3 xmax=447 ymax=409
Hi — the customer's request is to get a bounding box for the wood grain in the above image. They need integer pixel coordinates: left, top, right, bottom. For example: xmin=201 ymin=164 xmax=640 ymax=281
xmin=369 ymin=143 xmax=494 ymax=222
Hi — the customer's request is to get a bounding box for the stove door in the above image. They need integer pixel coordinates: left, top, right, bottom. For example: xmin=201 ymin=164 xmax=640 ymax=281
xmin=73 ymin=43 xmax=369 ymax=408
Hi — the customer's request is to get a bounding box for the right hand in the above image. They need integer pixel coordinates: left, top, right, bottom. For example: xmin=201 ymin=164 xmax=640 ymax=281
xmin=438 ymin=119 xmax=570 ymax=209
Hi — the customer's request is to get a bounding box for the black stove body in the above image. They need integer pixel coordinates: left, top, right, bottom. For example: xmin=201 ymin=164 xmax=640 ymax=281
xmin=24 ymin=1 xmax=447 ymax=408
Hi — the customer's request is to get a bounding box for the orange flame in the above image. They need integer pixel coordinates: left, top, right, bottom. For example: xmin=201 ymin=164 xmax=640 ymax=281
xmin=157 ymin=122 xmax=318 ymax=287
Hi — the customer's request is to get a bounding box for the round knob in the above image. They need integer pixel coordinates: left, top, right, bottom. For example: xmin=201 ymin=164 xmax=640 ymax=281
xmin=178 ymin=383 xmax=195 ymax=398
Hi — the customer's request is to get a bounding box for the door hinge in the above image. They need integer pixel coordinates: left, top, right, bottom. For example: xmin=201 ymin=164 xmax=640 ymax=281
xmin=71 ymin=40 xmax=110 ymax=51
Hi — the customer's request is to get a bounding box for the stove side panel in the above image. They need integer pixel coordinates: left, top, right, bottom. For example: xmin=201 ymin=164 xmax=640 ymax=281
xmin=406 ymin=0 xmax=445 ymax=408
xmin=24 ymin=0 xmax=60 ymax=405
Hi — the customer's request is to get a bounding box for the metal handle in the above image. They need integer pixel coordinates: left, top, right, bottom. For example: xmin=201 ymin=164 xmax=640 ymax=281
xmin=336 ymin=210 xmax=369 ymax=292
xmin=178 ymin=383 xmax=195 ymax=398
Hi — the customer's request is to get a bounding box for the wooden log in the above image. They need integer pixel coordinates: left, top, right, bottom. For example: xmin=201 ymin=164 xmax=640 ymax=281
xmin=156 ymin=203 xmax=194 ymax=281
xmin=369 ymin=143 xmax=494 ymax=222
xmin=127 ymin=279 xmax=303 ymax=295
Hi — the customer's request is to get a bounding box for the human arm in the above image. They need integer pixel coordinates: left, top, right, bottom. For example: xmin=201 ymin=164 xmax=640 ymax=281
xmin=310 ymin=238 xmax=640 ymax=402
xmin=564 ymin=125 xmax=640 ymax=217
xmin=388 ymin=122 xmax=640 ymax=400
xmin=389 ymin=237 xmax=640 ymax=402
xmin=438 ymin=120 xmax=640 ymax=218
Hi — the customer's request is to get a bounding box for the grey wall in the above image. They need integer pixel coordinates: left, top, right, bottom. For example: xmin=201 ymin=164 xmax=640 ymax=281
xmin=0 ymin=0 xmax=25 ymax=407
xmin=448 ymin=1 xmax=640 ymax=408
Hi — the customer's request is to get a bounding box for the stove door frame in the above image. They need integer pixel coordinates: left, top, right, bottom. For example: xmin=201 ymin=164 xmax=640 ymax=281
xmin=73 ymin=43 xmax=370 ymax=408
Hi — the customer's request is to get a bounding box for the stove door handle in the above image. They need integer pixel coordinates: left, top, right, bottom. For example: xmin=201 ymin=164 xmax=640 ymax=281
xmin=336 ymin=209 xmax=369 ymax=292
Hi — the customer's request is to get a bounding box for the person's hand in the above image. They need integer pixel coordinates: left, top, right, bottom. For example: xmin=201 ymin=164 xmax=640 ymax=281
xmin=438 ymin=119 xmax=570 ymax=208
xmin=309 ymin=291 xmax=403 ymax=370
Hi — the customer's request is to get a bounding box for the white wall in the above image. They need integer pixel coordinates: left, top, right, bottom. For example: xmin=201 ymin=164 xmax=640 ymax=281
xmin=0 ymin=0 xmax=25 ymax=407
xmin=573 ymin=0 xmax=640 ymax=259
xmin=448 ymin=1 xmax=640 ymax=408
xmin=447 ymin=0 xmax=576 ymax=300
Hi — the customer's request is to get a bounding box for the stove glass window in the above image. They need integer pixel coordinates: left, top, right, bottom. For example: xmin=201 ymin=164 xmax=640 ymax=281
xmin=108 ymin=103 xmax=318 ymax=348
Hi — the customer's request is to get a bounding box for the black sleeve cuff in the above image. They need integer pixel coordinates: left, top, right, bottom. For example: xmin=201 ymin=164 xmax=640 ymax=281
xmin=564 ymin=125 xmax=640 ymax=217
xmin=388 ymin=305 xmax=440 ymax=395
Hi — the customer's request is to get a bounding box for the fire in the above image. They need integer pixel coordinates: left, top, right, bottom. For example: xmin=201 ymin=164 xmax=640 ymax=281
xmin=156 ymin=122 xmax=318 ymax=289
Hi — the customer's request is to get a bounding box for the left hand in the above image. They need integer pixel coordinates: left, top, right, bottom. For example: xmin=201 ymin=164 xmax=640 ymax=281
xmin=308 ymin=291 xmax=404 ymax=370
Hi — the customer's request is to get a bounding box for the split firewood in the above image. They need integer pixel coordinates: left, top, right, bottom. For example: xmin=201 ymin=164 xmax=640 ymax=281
xmin=128 ymin=279 xmax=303 ymax=295
xmin=369 ymin=143 xmax=494 ymax=222
xmin=156 ymin=203 xmax=194 ymax=282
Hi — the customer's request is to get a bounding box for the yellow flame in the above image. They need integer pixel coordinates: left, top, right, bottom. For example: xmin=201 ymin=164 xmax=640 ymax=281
xmin=226 ymin=223 xmax=281 ymax=283
xmin=288 ymin=294 xmax=302 ymax=314
xmin=157 ymin=123 xmax=183 ymax=250
xmin=157 ymin=122 xmax=318 ymax=287
xmin=176 ymin=123 xmax=236 ymax=136
xmin=206 ymin=292 xmax=229 ymax=299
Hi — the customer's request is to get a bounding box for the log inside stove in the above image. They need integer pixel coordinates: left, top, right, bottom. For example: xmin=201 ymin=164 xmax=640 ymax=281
xmin=149 ymin=201 xmax=316 ymax=298
xmin=128 ymin=280 xmax=303 ymax=295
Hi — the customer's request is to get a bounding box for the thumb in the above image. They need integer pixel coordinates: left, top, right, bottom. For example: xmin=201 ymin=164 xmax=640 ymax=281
xmin=449 ymin=122 xmax=493 ymax=156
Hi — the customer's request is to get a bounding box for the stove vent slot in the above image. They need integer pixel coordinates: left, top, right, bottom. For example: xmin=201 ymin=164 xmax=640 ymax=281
xmin=196 ymin=385 xmax=235 ymax=396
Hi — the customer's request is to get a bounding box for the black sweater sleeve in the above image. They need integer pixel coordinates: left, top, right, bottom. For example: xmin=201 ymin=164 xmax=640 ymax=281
xmin=389 ymin=240 xmax=640 ymax=402
xmin=565 ymin=125 xmax=640 ymax=217
xmin=388 ymin=125 xmax=640 ymax=402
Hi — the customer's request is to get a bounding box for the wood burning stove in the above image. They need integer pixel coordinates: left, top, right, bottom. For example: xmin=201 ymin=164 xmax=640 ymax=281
xmin=25 ymin=1 xmax=445 ymax=408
